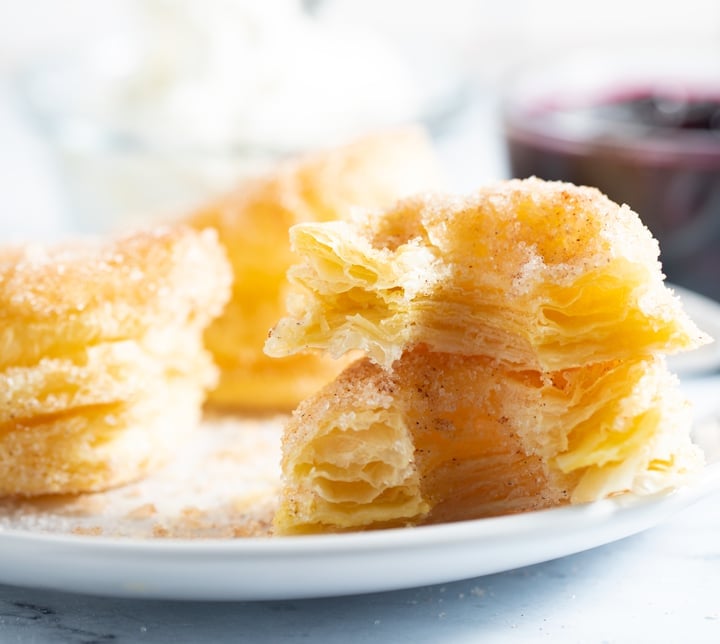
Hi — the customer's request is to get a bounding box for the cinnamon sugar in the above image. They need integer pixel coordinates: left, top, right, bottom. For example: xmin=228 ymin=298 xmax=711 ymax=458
xmin=0 ymin=415 xmax=283 ymax=539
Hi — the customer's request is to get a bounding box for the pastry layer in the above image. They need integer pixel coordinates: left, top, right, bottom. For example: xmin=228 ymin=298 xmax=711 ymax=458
xmin=267 ymin=178 xmax=709 ymax=370
xmin=274 ymin=347 xmax=701 ymax=535
xmin=0 ymin=226 xmax=231 ymax=496
xmin=186 ymin=127 xmax=444 ymax=409
xmin=0 ymin=375 xmax=206 ymax=496
xmin=0 ymin=226 xmax=230 ymax=369
xmin=269 ymin=178 xmax=709 ymax=535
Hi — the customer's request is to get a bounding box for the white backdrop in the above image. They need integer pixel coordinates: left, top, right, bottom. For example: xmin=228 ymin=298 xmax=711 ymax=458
xmin=1 ymin=0 xmax=719 ymax=239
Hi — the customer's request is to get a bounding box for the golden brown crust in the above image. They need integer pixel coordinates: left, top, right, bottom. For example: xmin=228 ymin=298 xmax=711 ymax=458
xmin=275 ymin=348 xmax=561 ymax=534
xmin=270 ymin=178 xmax=708 ymax=535
xmin=0 ymin=226 xmax=232 ymax=496
xmin=274 ymin=346 xmax=701 ymax=535
xmin=267 ymin=177 xmax=709 ymax=370
xmin=0 ymin=226 xmax=231 ymax=369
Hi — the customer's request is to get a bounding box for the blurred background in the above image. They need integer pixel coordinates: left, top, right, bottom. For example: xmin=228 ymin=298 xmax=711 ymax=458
xmin=1 ymin=0 xmax=720 ymax=296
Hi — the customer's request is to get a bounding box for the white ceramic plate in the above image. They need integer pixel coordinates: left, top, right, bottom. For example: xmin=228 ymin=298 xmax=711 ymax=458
xmin=0 ymin=459 xmax=718 ymax=601
xmin=0 ymin=289 xmax=717 ymax=601
xmin=668 ymin=286 xmax=720 ymax=377
xmin=0 ymin=375 xmax=718 ymax=602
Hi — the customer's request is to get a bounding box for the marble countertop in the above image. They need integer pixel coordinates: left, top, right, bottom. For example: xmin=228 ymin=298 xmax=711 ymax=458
xmin=1 ymin=75 xmax=720 ymax=644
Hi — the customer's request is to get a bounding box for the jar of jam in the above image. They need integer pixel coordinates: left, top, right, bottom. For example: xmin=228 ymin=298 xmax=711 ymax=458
xmin=502 ymin=46 xmax=720 ymax=301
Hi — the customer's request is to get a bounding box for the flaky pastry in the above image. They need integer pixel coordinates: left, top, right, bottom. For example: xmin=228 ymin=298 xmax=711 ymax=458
xmin=268 ymin=178 xmax=710 ymax=535
xmin=186 ymin=127 xmax=443 ymax=410
xmin=0 ymin=226 xmax=231 ymax=496
xmin=274 ymin=347 xmax=701 ymax=534
xmin=267 ymin=178 xmax=708 ymax=370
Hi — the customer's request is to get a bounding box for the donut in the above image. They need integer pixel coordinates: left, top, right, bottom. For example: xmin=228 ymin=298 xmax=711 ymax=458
xmin=0 ymin=226 xmax=231 ymax=496
xmin=186 ymin=127 xmax=443 ymax=410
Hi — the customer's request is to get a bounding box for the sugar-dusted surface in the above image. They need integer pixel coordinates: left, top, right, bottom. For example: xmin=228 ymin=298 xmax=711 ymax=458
xmin=0 ymin=225 xmax=233 ymax=497
xmin=268 ymin=179 xmax=709 ymax=373
xmin=0 ymin=415 xmax=284 ymax=538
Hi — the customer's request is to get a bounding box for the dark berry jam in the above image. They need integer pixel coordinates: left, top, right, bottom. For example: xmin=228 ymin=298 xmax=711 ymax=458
xmin=588 ymin=91 xmax=720 ymax=131
xmin=504 ymin=88 xmax=720 ymax=301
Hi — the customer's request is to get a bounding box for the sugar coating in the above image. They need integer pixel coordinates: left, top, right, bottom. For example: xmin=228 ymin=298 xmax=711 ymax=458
xmin=0 ymin=226 xmax=232 ymax=369
xmin=270 ymin=178 xmax=710 ymax=535
xmin=0 ymin=225 xmax=232 ymax=496
xmin=268 ymin=177 xmax=709 ymax=371
xmin=0 ymin=415 xmax=282 ymax=538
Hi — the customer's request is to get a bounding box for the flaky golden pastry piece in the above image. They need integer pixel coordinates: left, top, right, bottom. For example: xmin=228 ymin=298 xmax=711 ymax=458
xmin=186 ymin=127 xmax=444 ymax=410
xmin=268 ymin=177 xmax=710 ymax=535
xmin=266 ymin=178 xmax=709 ymax=370
xmin=274 ymin=347 xmax=701 ymax=535
xmin=0 ymin=226 xmax=231 ymax=496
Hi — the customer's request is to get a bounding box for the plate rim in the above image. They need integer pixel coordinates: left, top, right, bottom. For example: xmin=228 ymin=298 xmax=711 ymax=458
xmin=0 ymin=460 xmax=717 ymax=554
xmin=0 ymin=490 xmax=693 ymax=552
xmin=0 ymin=465 xmax=717 ymax=601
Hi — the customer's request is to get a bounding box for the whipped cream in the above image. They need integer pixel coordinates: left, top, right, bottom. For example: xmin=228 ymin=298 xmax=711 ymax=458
xmin=54 ymin=0 xmax=423 ymax=151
